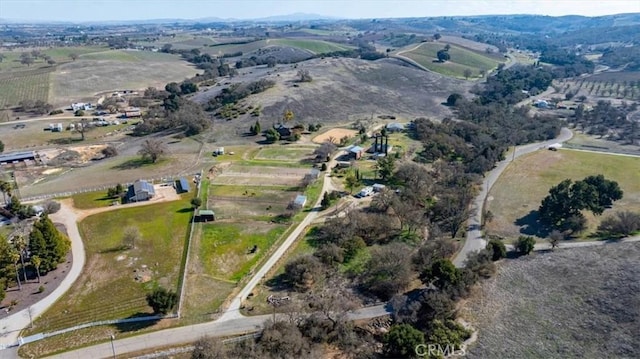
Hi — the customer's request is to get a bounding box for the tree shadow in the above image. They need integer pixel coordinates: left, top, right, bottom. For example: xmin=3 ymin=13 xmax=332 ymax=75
xmin=514 ymin=210 xmax=550 ymax=237
xmin=112 ymin=312 xmax=161 ymax=333
xmin=112 ymin=158 xmax=155 ymax=170
xmin=48 ymin=137 xmax=83 ymax=145
xmin=177 ymin=207 xmax=194 ymax=213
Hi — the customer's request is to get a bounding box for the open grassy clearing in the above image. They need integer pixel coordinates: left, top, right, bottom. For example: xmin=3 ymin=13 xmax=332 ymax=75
xmin=0 ymin=67 xmax=52 ymax=108
xmin=201 ymin=222 xmax=287 ymax=282
xmin=0 ymin=46 xmax=106 ymax=72
xmin=209 ymin=184 xmax=296 ymax=221
xmin=24 ymin=196 xmax=192 ymax=336
xmin=485 ymin=149 xmax=640 ymax=239
xmin=463 ymin=242 xmax=640 ymax=359
xmin=0 ymin=120 xmax=129 ymax=150
xmin=71 ymin=190 xmax=118 ymax=209
xmin=269 ymin=38 xmax=354 ymax=54
xmin=253 ymin=144 xmax=317 ymax=161
xmin=566 ymin=132 xmax=640 ymax=154
xmin=211 ymin=164 xmax=312 ymax=186
xmin=50 ymin=50 xmax=199 ymax=105
xmin=402 ymin=42 xmax=503 ymax=78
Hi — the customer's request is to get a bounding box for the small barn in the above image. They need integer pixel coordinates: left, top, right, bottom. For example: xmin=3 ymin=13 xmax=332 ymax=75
xmin=176 ymin=177 xmax=190 ymax=193
xmin=292 ymin=194 xmax=307 ymax=209
xmin=349 ymin=146 xmax=364 ymax=160
xmin=386 ymin=123 xmax=405 ymax=133
xmin=127 ymin=180 xmax=155 ymax=202
xmin=0 ymin=151 xmax=36 ymax=165
xmin=197 ymin=209 xmax=215 ymax=222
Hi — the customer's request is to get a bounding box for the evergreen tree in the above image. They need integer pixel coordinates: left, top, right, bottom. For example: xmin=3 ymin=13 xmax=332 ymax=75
xmin=29 ymin=215 xmax=70 ymax=273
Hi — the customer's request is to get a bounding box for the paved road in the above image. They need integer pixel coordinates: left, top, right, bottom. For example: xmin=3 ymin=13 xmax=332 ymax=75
xmin=505 ymin=235 xmax=640 ymax=252
xmin=453 ymin=127 xmax=574 ymax=267
xmin=220 ymin=152 xmax=340 ymax=321
xmin=0 ymin=203 xmax=85 ymax=347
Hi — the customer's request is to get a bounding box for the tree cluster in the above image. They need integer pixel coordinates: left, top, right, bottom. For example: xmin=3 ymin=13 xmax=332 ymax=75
xmin=29 ymin=215 xmax=71 ymax=273
xmin=538 ymin=175 xmax=623 ymax=234
xmin=573 ymin=100 xmax=639 ymax=145
xmin=204 ymin=79 xmax=275 ymax=112
xmin=478 ymin=65 xmax=554 ymax=104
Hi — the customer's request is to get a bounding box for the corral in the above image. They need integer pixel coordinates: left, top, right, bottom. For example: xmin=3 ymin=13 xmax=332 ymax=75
xmin=312 ymin=128 xmax=358 ymax=144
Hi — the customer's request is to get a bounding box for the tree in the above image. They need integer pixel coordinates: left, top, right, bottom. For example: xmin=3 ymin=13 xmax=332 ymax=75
xmin=139 ymin=139 xmax=167 ymax=163
xmin=101 ymin=145 xmax=118 ymax=158
xmin=20 ymin=55 xmax=34 ymax=67
xmin=69 ymin=53 xmax=79 ymax=61
xmin=433 ymin=33 xmax=442 ymax=40
xmin=28 ymin=215 xmax=71 ymax=273
xmin=122 ymin=226 xmax=141 ymax=249
xmin=284 ymin=255 xmax=323 ymax=292
xmin=146 ymin=287 xmax=178 ymax=314
xmin=344 ymin=173 xmax=359 ymax=194
xmin=283 ymin=109 xmax=294 ymax=123
xmin=486 ymin=239 xmax=506 ymax=261
xmin=421 ymin=259 xmax=460 ymax=290
xmin=598 ymin=211 xmax=640 ymax=237
xmin=0 ymin=180 xmax=12 ymax=203
xmin=383 ymin=324 xmax=424 ymax=358
xmin=253 ymin=120 xmax=261 ymax=134
xmin=264 ymin=128 xmax=280 ymax=143
xmin=313 ymin=142 xmax=336 ymax=162
xmin=463 ymin=68 xmax=473 ymax=79
xmin=437 ymin=49 xmax=450 ymax=62
xmin=297 ymin=69 xmax=312 ymax=82
xmin=31 ymin=255 xmax=42 ymax=283
xmin=180 ymin=81 xmax=198 ymax=95
xmin=539 ymin=176 xmax=623 ymax=232
xmin=266 ymin=56 xmax=277 ymax=68
xmin=548 ymin=230 xmax=563 ymax=249
xmin=42 ymin=200 xmax=61 ymax=215
xmin=47 ymin=59 xmax=56 ymax=66
xmin=0 ymin=140 xmax=4 ymax=153
xmin=375 ymin=155 xmax=395 ymax=181
xmin=446 ymin=93 xmax=463 ymax=106
xmin=191 ymin=197 xmax=202 ymax=209
xmin=320 ymin=192 xmax=331 ymax=210
xmin=360 ymin=243 xmax=413 ymax=300
xmin=165 ymin=82 xmax=181 ymax=95
xmin=73 ymin=119 xmax=92 ymax=141
xmin=191 ymin=336 xmax=228 ymax=359
xmin=515 ymin=236 xmax=536 ymax=255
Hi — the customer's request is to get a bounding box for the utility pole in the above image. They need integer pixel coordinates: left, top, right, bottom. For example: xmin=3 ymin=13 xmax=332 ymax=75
xmin=110 ymin=334 xmax=116 ymax=358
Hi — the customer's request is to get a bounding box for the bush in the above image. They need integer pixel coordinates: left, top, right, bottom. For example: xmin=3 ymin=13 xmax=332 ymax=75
xmin=37 ymin=285 xmax=45 ymax=293
xmin=101 ymin=145 xmax=118 ymax=158
xmin=485 ymin=239 xmax=506 ymax=261
xmin=49 ymin=109 xmax=63 ymax=115
xmin=74 ymin=109 xmax=85 ymax=116
xmin=515 ymin=236 xmax=536 ymax=255
xmin=42 ymin=200 xmax=61 ymax=215
xmin=598 ymin=211 xmax=640 ymax=237
xmin=146 ymin=287 xmax=178 ymax=314
xmin=383 ymin=324 xmax=424 ymax=359
xmin=320 ymin=163 xmax=327 ymax=171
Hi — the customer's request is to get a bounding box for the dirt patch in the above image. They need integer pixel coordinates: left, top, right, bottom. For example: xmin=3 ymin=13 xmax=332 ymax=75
xmin=312 ymin=128 xmax=358 ymax=144
xmin=462 ymin=242 xmax=640 ymax=358
xmin=66 ymin=144 xmax=108 ymax=162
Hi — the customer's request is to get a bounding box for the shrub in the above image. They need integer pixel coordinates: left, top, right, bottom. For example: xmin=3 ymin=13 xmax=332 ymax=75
xmin=101 ymin=145 xmax=118 ymax=158
xmin=515 ymin=236 xmax=536 ymax=255
xmin=37 ymin=285 xmax=45 ymax=293
xmin=146 ymin=287 xmax=178 ymax=314
xmin=383 ymin=324 xmax=424 ymax=359
xmin=485 ymin=239 xmax=506 ymax=261
xmin=598 ymin=211 xmax=640 ymax=237
xmin=49 ymin=109 xmax=63 ymax=115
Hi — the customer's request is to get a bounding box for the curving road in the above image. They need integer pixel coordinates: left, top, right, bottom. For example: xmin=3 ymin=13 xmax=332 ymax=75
xmin=0 ymin=202 xmax=85 ymax=348
xmin=453 ymin=128 xmax=573 ymax=267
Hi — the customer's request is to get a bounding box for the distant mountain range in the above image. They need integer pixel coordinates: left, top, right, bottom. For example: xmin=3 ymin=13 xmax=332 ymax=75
xmin=0 ymin=13 xmax=341 ymax=25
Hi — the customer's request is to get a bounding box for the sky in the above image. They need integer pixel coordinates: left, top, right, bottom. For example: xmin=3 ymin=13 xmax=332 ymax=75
xmin=1 ymin=0 xmax=639 ymax=22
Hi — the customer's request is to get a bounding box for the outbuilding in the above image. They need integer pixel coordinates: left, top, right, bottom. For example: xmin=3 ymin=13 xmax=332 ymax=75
xmin=197 ymin=209 xmax=215 ymax=222
xmin=176 ymin=177 xmax=190 ymax=193
xmin=127 ymin=180 xmax=155 ymax=202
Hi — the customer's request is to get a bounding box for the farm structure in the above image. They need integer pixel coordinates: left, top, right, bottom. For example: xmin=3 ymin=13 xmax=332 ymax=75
xmin=385 ymin=122 xmax=406 ymax=133
xmin=197 ymin=209 xmax=215 ymax=222
xmin=349 ymin=146 xmax=365 ymax=160
xmin=0 ymin=151 xmax=38 ymax=165
xmin=127 ymin=180 xmax=155 ymax=202
xmin=123 ymin=107 xmax=142 ymax=118
xmin=176 ymin=177 xmax=190 ymax=193
xmin=292 ymin=194 xmax=307 ymax=209
xmin=371 ymin=134 xmax=392 ymax=155
xmin=71 ymin=102 xmax=93 ymax=112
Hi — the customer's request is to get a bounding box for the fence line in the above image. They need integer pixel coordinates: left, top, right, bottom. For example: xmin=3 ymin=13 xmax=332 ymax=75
xmin=176 ymin=169 xmax=203 ymax=317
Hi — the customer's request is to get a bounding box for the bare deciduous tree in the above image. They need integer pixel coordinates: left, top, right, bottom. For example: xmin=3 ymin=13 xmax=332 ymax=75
xmin=138 ymin=138 xmax=167 ymax=163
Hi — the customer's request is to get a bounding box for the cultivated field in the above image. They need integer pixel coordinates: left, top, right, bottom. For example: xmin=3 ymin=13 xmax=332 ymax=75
xmin=463 ymin=242 xmax=640 ymax=359
xmin=0 ymin=67 xmax=53 ymax=108
xmin=253 ymin=144 xmax=317 ymax=162
xmin=21 ymin=196 xmax=192 ymax=358
xmin=202 ymin=38 xmax=352 ymax=57
xmin=50 ymin=50 xmax=200 ymax=105
xmin=485 ymin=149 xmax=640 ymax=239
xmin=558 ymin=72 xmax=640 ymax=100
xmin=400 ymin=42 xmax=503 ymax=78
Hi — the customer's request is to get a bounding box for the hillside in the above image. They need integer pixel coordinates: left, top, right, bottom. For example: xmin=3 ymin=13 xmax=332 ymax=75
xmin=192 ymin=57 xmax=471 ymax=141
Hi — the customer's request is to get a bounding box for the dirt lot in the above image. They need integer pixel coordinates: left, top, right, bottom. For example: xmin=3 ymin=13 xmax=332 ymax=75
xmin=462 ymin=242 xmax=640 ymax=359
xmin=211 ymin=165 xmax=310 ymax=187
xmin=312 ymin=128 xmax=358 ymax=144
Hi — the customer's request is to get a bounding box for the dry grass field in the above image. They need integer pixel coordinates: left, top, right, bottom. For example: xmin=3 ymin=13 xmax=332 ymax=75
xmin=485 ymin=149 xmax=640 ymax=239
xmin=211 ymin=164 xmax=311 ymax=186
xmin=50 ymin=50 xmax=200 ymax=105
xmin=463 ymin=242 xmax=640 ymax=359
